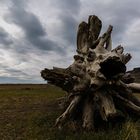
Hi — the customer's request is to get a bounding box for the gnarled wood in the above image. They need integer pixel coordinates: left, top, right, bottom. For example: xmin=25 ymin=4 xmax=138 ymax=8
xmin=82 ymin=96 xmax=94 ymax=130
xmin=95 ymin=90 xmax=117 ymax=121
xmin=127 ymin=83 xmax=140 ymax=92
xmin=41 ymin=15 xmax=140 ymax=131
xmin=55 ymin=96 xmax=81 ymax=128
xmin=113 ymin=93 xmax=140 ymax=115
xmin=77 ymin=15 xmax=102 ymax=54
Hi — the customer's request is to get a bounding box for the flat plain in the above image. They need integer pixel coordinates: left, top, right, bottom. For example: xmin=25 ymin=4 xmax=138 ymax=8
xmin=0 ymin=84 xmax=139 ymax=140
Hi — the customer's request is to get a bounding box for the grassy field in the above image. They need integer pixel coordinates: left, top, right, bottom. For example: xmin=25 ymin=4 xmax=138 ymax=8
xmin=0 ymin=84 xmax=139 ymax=140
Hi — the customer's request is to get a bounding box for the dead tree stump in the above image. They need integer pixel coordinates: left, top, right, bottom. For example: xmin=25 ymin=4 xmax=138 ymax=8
xmin=41 ymin=15 xmax=140 ymax=131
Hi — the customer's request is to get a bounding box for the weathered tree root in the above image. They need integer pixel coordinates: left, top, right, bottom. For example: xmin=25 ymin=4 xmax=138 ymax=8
xmin=82 ymin=96 xmax=94 ymax=130
xmin=55 ymin=96 xmax=81 ymax=129
xmin=41 ymin=15 xmax=140 ymax=131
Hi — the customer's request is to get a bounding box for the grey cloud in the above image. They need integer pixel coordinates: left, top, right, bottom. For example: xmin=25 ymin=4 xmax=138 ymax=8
xmin=104 ymin=1 xmax=140 ymax=45
xmin=60 ymin=15 xmax=77 ymax=45
xmin=0 ymin=0 xmax=140 ymax=83
xmin=5 ymin=68 xmax=29 ymax=77
xmin=5 ymin=0 xmax=64 ymax=53
xmin=0 ymin=63 xmax=29 ymax=77
xmin=51 ymin=0 xmax=81 ymax=46
xmin=0 ymin=27 xmax=13 ymax=45
xmin=0 ymin=64 xmax=33 ymax=83
xmin=110 ymin=8 xmax=140 ymax=44
xmin=55 ymin=0 xmax=80 ymax=14
xmin=0 ymin=76 xmax=41 ymax=83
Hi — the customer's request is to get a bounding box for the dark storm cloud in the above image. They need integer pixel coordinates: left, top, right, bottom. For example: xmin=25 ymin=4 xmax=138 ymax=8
xmin=0 ymin=27 xmax=13 ymax=45
xmin=51 ymin=0 xmax=81 ymax=46
xmin=4 ymin=0 xmax=64 ymax=53
xmin=60 ymin=15 xmax=77 ymax=45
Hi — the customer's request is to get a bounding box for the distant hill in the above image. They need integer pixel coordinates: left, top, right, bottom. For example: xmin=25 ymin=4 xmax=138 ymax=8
xmin=128 ymin=67 xmax=140 ymax=83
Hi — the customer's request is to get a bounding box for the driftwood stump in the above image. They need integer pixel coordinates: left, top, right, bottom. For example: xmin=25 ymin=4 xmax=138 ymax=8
xmin=41 ymin=15 xmax=140 ymax=130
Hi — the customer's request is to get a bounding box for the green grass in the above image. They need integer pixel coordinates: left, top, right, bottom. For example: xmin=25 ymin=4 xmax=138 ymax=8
xmin=0 ymin=84 xmax=139 ymax=140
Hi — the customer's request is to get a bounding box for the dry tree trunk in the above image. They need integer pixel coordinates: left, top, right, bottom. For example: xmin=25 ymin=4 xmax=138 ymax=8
xmin=41 ymin=15 xmax=140 ymax=131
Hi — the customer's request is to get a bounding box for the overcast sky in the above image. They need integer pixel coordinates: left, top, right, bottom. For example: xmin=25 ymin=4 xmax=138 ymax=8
xmin=0 ymin=0 xmax=140 ymax=83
